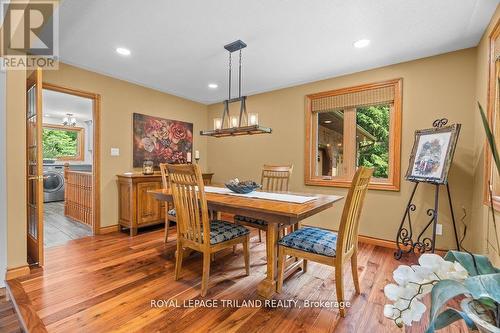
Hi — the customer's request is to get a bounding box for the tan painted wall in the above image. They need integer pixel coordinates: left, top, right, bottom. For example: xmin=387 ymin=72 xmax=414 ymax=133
xmin=5 ymin=63 xmax=209 ymax=269
xmin=43 ymin=63 xmax=210 ymax=229
xmin=4 ymin=36 xmax=492 ymax=268
xmin=5 ymin=69 xmax=27 ymax=269
xmin=472 ymin=5 xmax=500 ymax=265
xmin=207 ymin=49 xmax=478 ymax=250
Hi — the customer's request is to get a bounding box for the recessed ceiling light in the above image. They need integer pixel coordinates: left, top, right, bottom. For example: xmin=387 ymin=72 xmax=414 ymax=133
xmin=324 ymin=120 xmax=332 ymax=124
xmin=353 ymin=39 xmax=370 ymax=48
xmin=116 ymin=47 xmax=131 ymax=56
xmin=208 ymin=83 xmax=218 ymax=89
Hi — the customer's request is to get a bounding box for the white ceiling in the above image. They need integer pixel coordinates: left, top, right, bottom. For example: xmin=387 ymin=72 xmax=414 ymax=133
xmin=42 ymin=89 xmax=93 ymax=122
xmin=58 ymin=0 xmax=499 ymax=104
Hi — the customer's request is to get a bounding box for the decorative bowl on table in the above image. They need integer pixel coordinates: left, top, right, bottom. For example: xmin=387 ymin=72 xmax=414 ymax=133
xmin=225 ymin=178 xmax=262 ymax=194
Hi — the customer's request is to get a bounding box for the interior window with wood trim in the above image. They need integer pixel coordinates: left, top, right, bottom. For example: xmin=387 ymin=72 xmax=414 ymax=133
xmin=42 ymin=124 xmax=85 ymax=161
xmin=305 ymin=79 xmax=402 ymax=191
xmin=486 ymin=21 xmax=500 ymax=209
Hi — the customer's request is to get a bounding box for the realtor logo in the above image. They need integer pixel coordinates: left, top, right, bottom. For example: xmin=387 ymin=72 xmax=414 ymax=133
xmin=1 ymin=0 xmax=59 ymax=70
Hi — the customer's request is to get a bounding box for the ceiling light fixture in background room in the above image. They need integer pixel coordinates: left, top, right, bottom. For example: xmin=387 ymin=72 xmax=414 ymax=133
xmin=62 ymin=113 xmax=77 ymax=127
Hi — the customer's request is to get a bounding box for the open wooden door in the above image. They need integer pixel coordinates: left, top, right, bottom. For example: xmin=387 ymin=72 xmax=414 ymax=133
xmin=26 ymin=68 xmax=44 ymax=266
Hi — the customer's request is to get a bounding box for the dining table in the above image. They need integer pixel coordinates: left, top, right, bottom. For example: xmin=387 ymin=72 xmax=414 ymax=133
xmin=149 ymin=186 xmax=343 ymax=298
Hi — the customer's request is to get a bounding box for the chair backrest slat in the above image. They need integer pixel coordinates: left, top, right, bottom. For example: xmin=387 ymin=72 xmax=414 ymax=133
xmin=165 ymin=164 xmax=210 ymax=247
xmin=261 ymin=165 xmax=293 ymax=192
xmin=159 ymin=163 xmax=169 ymax=189
xmin=336 ymin=167 xmax=373 ymax=259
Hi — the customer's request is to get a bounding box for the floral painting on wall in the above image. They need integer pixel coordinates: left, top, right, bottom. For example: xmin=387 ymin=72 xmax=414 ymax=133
xmin=405 ymin=124 xmax=461 ymax=184
xmin=133 ymin=113 xmax=193 ymax=167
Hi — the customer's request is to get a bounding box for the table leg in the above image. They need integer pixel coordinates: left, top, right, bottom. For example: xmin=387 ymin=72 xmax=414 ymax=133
xmin=257 ymin=222 xmax=278 ymax=298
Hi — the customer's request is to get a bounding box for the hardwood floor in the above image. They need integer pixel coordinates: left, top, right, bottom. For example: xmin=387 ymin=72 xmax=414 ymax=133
xmin=9 ymin=228 xmax=468 ymax=332
xmin=44 ymin=202 xmax=92 ymax=248
xmin=0 ymin=288 xmax=22 ymax=333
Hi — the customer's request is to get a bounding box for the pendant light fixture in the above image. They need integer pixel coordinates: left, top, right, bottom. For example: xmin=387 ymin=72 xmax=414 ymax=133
xmin=62 ymin=113 xmax=77 ymax=127
xmin=200 ymin=40 xmax=272 ymax=137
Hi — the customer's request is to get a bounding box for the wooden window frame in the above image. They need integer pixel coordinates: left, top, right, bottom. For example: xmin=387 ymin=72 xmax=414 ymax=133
xmin=42 ymin=123 xmax=85 ymax=161
xmin=484 ymin=17 xmax=500 ymax=211
xmin=305 ymin=78 xmax=402 ymax=191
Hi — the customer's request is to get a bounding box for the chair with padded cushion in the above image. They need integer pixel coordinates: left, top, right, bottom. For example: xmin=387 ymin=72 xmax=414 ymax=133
xmin=165 ymin=163 xmax=250 ymax=297
xmin=160 ymin=163 xmax=178 ymax=242
xmin=276 ymin=166 xmax=373 ymax=317
xmin=234 ymin=164 xmax=293 ymax=242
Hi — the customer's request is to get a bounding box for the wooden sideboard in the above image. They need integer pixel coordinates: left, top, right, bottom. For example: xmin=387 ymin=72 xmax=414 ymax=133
xmin=117 ymin=172 xmax=214 ymax=236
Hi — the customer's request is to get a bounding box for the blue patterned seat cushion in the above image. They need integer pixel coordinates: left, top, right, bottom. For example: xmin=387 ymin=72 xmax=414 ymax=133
xmin=168 ymin=209 xmax=176 ymax=217
xmin=278 ymin=227 xmax=338 ymax=257
xmin=234 ymin=215 xmax=267 ymax=227
xmin=209 ymin=220 xmax=249 ymax=245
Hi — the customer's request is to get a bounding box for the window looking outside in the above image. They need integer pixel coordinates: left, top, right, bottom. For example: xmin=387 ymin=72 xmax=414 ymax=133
xmin=42 ymin=125 xmax=84 ymax=160
xmin=305 ymin=79 xmax=402 ymax=191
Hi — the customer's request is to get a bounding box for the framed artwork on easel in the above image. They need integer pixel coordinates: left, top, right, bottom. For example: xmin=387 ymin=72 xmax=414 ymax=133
xmin=395 ymin=119 xmax=461 ymax=259
xmin=405 ymin=123 xmax=461 ymax=184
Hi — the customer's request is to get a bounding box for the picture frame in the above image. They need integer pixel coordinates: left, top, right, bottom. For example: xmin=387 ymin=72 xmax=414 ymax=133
xmin=405 ymin=124 xmax=461 ymax=184
xmin=133 ymin=113 xmax=193 ymax=168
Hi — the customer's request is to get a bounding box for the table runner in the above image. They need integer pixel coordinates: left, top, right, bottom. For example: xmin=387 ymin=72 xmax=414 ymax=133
xmin=203 ymin=186 xmax=317 ymax=204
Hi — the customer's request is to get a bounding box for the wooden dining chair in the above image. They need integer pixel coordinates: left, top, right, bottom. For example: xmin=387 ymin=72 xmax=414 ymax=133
xmin=234 ymin=164 xmax=293 ymax=242
xmin=159 ymin=163 xmax=178 ymax=242
xmin=165 ymin=164 xmax=250 ymax=297
xmin=276 ymin=167 xmax=373 ymax=317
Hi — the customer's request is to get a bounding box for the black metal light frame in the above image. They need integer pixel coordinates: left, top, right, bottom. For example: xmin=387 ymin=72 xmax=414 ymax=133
xmin=200 ymin=40 xmax=272 ymax=137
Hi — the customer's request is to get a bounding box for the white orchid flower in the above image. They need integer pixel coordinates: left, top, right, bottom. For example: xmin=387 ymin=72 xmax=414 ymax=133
xmin=418 ymin=253 xmax=445 ymax=271
xmin=385 ymin=283 xmax=424 ymax=301
xmin=384 ymin=254 xmax=470 ymax=328
xmin=399 ymin=299 xmax=426 ymax=326
xmin=384 ymin=304 xmax=398 ymax=319
xmin=444 ymin=262 xmax=469 ymax=280
xmin=384 ymin=284 xmax=402 ymax=301
xmin=410 ymin=265 xmax=433 ymax=280
xmin=393 ymin=265 xmax=419 ymax=285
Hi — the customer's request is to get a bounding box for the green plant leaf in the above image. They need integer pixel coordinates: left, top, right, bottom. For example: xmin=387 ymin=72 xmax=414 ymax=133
xmin=464 ymin=273 xmax=500 ymax=304
xmin=427 ymin=308 xmax=477 ymax=332
xmin=478 ymin=297 xmax=497 ymax=310
xmin=427 ymin=280 xmax=470 ymax=333
xmin=444 ymin=250 xmax=499 ymax=276
xmin=478 ymin=102 xmax=500 ymax=176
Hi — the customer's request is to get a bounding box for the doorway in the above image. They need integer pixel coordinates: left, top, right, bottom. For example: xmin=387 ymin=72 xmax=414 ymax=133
xmin=26 ymin=69 xmax=101 ymax=266
xmin=42 ymin=88 xmax=95 ymax=248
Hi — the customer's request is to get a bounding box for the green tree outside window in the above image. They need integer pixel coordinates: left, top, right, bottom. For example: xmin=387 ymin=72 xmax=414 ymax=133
xmin=356 ymin=105 xmax=390 ymax=178
xmin=42 ymin=128 xmax=79 ymax=159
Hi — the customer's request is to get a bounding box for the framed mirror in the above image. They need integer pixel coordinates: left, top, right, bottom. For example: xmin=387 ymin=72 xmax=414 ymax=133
xmin=42 ymin=124 xmax=84 ymax=161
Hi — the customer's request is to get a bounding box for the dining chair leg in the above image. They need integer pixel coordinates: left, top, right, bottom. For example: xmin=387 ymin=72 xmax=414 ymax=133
xmin=351 ymin=250 xmax=360 ymax=295
xmin=243 ymin=235 xmax=250 ymax=276
xmin=276 ymin=246 xmax=285 ymax=293
xmin=303 ymin=259 xmax=308 ymax=273
xmin=164 ymin=218 xmax=170 ymax=243
xmin=201 ymin=252 xmax=211 ymax=297
xmin=335 ymin=263 xmax=346 ymax=317
xmin=211 ymin=253 xmax=215 ymax=262
xmin=258 ymin=229 xmax=262 ymax=242
xmin=174 ymin=242 xmax=184 ymax=281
